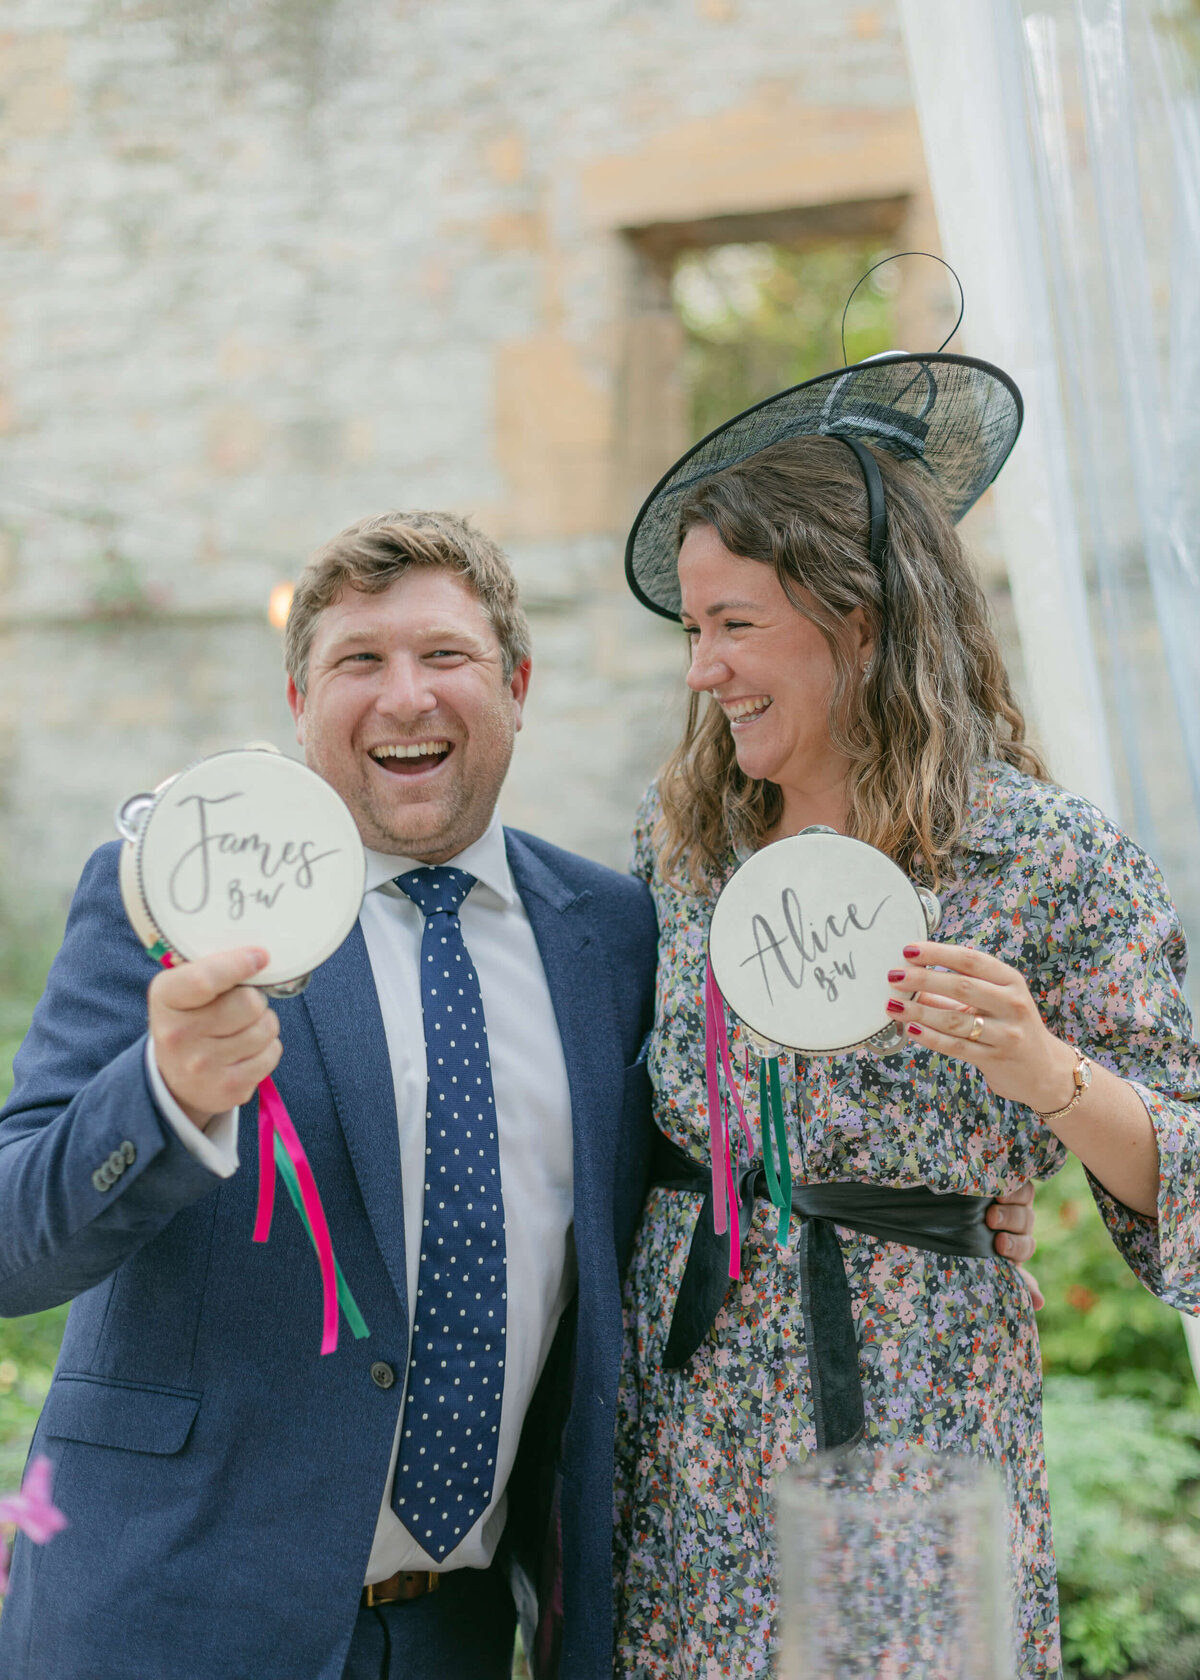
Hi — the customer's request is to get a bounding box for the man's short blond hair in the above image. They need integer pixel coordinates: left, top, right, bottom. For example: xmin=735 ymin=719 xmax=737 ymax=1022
xmin=284 ymin=510 xmax=532 ymax=694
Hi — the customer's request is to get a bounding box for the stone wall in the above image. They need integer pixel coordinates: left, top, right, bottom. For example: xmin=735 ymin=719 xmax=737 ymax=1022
xmin=0 ymin=0 xmax=946 ymax=908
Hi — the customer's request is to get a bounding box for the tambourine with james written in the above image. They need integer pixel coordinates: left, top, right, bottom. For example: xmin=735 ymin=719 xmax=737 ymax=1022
xmin=115 ymin=746 xmax=369 ymax=1355
xmin=115 ymin=746 xmax=365 ymax=997
xmin=701 ymin=827 xmax=941 ymax=1275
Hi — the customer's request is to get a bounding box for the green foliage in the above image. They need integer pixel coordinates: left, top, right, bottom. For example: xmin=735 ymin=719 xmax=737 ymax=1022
xmin=1034 ymin=1160 xmax=1200 ymax=1677
xmin=0 ymin=1306 xmax=68 ymax=1486
xmin=671 ymin=241 xmax=896 ymax=441
xmin=0 ymin=904 xmax=57 ymax=1113
xmin=1045 ymin=1379 xmax=1200 ymax=1678
xmin=1036 ymin=1158 xmax=1196 ymax=1408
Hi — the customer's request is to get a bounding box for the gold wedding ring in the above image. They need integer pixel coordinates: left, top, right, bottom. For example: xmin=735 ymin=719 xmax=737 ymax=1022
xmin=966 ymin=1015 xmax=985 ymax=1043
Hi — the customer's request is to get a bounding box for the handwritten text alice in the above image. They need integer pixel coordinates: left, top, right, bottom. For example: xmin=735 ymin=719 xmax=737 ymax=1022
xmin=739 ymin=889 xmax=891 ymax=1005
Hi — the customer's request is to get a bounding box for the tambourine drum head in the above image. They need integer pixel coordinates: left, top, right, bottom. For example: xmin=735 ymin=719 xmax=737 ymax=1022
xmin=136 ymin=750 xmax=365 ymax=987
xmin=707 ymin=832 xmax=927 ymax=1053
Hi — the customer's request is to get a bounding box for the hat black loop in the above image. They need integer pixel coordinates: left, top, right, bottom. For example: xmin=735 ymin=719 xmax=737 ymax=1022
xmin=839 ymin=251 xmax=966 ymax=367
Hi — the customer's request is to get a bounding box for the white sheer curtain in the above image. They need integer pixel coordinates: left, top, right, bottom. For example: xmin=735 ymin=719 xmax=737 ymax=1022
xmin=1020 ymin=0 xmax=1200 ymax=942
xmin=901 ymin=0 xmax=1200 ymax=982
xmin=899 ymin=0 xmax=1200 ymax=1383
xmin=896 ymin=0 xmax=1118 ymax=818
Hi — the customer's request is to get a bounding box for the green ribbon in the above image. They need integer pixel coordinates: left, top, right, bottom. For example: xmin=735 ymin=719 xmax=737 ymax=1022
xmin=758 ymin=1057 xmax=792 ymax=1247
xmin=272 ymin=1131 xmax=370 ymax=1340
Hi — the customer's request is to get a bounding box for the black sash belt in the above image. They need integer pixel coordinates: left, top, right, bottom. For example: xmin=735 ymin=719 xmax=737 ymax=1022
xmin=651 ymin=1128 xmax=997 ymax=1451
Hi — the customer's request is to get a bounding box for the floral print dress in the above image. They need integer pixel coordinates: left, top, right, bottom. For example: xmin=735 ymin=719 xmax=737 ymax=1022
xmin=612 ymin=763 xmax=1200 ymax=1679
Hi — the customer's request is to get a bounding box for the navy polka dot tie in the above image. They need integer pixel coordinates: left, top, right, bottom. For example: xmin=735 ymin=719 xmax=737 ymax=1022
xmin=390 ymin=866 xmax=507 ymax=1562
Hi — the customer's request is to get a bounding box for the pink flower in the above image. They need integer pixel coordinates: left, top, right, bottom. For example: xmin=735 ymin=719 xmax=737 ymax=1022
xmin=0 ymin=1455 xmax=68 ymax=1547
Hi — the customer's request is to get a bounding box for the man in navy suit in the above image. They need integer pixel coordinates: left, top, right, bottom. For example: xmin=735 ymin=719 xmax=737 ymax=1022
xmin=0 ymin=510 xmax=660 ymax=1680
xmin=0 ymin=510 xmax=1036 ymax=1680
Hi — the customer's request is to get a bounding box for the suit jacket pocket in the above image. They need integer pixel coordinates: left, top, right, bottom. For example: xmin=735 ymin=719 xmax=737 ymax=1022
xmin=41 ymin=1373 xmax=201 ymax=1455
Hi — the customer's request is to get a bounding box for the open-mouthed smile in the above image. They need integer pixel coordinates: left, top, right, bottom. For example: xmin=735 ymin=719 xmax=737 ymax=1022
xmin=718 ymin=695 xmax=773 ymax=732
xmin=368 ymin=740 xmax=453 ymax=778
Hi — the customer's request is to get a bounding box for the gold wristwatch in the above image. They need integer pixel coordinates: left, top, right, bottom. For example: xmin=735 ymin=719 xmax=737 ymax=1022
xmin=1035 ymin=1047 xmax=1093 ymax=1123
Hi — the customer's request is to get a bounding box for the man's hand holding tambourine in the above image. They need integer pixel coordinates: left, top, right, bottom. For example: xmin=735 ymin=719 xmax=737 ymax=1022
xmin=149 ymin=947 xmax=283 ymax=1127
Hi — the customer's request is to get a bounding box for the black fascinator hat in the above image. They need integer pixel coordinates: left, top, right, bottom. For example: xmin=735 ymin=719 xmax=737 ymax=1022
xmin=624 ymin=256 xmax=1024 ymax=622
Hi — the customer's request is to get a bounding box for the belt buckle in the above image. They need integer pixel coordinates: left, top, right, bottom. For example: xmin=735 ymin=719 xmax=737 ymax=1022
xmin=363 ymin=1571 xmax=440 ymax=1607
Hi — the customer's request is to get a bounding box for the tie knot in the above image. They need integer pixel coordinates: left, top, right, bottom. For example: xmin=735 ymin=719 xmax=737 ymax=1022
xmin=393 ymin=864 xmax=476 ymax=919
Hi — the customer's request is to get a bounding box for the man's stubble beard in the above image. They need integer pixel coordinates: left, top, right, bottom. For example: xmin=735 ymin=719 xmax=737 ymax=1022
xmin=344 ymin=730 xmax=516 ymax=862
xmin=357 ymin=771 xmax=476 ymax=861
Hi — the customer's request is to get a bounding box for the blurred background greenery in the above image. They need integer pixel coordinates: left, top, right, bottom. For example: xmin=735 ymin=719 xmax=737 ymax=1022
xmin=671 ymin=241 xmax=896 ymax=441
xmin=0 ymin=904 xmax=66 ymax=1493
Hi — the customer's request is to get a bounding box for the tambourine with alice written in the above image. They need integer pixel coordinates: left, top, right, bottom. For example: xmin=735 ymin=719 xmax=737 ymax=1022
xmin=702 ymin=827 xmax=941 ymax=1276
xmin=115 ymin=746 xmax=369 ymax=1356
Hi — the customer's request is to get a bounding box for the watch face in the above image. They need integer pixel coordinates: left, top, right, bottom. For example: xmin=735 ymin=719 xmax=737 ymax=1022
xmin=1079 ymin=1058 xmax=1093 ymax=1090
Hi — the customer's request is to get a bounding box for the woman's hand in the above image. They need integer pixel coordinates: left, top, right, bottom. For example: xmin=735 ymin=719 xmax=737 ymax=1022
xmin=884 ymin=941 xmax=1080 ymax=1115
xmin=885 ymin=941 xmax=1161 ymax=1219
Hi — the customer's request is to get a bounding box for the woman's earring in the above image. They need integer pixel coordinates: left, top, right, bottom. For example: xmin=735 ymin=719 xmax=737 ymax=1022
xmin=860 ymin=656 xmax=875 ymax=681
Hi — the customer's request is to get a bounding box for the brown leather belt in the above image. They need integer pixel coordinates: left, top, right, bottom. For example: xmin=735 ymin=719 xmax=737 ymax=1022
xmin=361 ymin=1570 xmax=440 ymax=1607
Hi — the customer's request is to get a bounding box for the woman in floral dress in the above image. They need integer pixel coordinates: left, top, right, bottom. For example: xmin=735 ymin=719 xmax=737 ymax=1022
xmin=612 ymin=400 xmax=1200 ymax=1678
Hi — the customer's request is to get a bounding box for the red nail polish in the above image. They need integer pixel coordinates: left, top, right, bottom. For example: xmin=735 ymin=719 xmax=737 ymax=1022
xmin=887 ymin=969 xmax=905 ymax=983
xmin=886 ymin=999 xmax=904 ymax=1015
xmin=906 ymin=1022 xmax=922 ymax=1036
xmin=903 ymin=945 xmax=921 ymax=959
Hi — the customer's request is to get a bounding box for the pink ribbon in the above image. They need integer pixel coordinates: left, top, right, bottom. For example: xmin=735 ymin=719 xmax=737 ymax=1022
xmin=153 ymin=950 xmax=347 ymax=1357
xmin=254 ymin=1076 xmax=340 ymax=1356
xmin=704 ymin=956 xmax=727 ymax=1235
xmin=705 ymin=957 xmax=755 ymax=1280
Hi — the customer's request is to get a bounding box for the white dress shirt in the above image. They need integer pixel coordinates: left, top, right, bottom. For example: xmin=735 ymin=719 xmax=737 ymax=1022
xmin=150 ymin=814 xmax=576 ymax=1579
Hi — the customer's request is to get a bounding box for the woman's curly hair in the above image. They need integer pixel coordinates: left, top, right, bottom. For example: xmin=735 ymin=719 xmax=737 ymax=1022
xmin=654 ymin=433 xmax=1046 ymax=891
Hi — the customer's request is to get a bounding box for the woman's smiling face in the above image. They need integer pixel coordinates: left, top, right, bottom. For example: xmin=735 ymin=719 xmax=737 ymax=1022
xmin=678 ymin=521 xmax=870 ymax=803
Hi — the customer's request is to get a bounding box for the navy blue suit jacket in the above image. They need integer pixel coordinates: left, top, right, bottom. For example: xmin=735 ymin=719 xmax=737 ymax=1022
xmin=0 ymin=829 xmax=657 ymax=1679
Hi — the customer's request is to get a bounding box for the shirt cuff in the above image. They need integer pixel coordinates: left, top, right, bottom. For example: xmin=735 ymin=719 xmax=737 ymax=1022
xmin=144 ymin=1040 xmax=240 ymax=1179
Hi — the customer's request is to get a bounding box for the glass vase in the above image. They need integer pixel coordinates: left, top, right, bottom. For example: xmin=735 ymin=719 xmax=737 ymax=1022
xmin=775 ymin=1444 xmax=1013 ymax=1680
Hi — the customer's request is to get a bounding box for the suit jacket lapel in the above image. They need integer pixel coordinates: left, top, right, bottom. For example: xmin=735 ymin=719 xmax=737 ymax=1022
xmin=296 ymin=836 xmax=623 ymax=1322
xmin=505 ymin=832 xmax=624 ymax=1272
xmin=300 ymin=922 xmax=409 ymax=1309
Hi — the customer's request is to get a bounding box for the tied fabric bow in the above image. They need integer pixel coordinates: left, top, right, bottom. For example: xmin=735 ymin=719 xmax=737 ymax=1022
xmin=152 ymin=944 xmax=368 ymax=1356
xmin=0 ymin=1455 xmax=68 ymax=1594
xmin=704 ymin=955 xmax=794 ymax=1282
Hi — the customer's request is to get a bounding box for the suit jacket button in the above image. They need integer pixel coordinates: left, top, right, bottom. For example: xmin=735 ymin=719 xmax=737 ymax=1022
xmin=91 ymin=1168 xmax=110 ymax=1192
xmin=120 ymin=1141 xmax=137 ymax=1166
xmin=370 ymin=1362 xmax=396 ymax=1390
